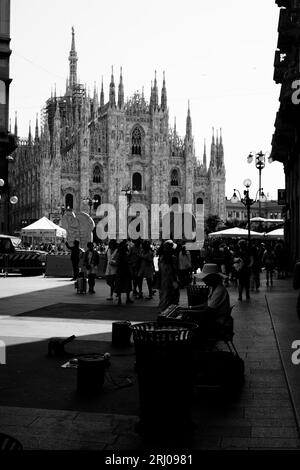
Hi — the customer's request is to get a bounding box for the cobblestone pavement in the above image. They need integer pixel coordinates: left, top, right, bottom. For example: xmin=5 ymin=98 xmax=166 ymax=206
xmin=0 ymin=274 xmax=300 ymax=451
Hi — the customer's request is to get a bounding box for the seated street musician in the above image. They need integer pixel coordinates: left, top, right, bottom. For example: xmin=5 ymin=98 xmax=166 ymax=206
xmin=183 ymin=264 xmax=231 ymax=338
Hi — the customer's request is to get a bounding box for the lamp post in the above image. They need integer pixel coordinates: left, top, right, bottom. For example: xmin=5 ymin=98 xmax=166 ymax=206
xmin=120 ymin=186 xmax=140 ymax=238
xmin=83 ymin=197 xmax=100 ymax=216
xmin=231 ymin=179 xmax=267 ymax=251
xmin=247 ymin=151 xmax=271 ymax=217
xmin=121 ymin=185 xmax=140 ymax=206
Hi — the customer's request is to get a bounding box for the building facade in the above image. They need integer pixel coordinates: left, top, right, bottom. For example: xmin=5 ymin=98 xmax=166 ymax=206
xmin=271 ymin=0 xmax=300 ymax=265
xmin=225 ymin=198 xmax=283 ymax=222
xmin=9 ymin=29 xmax=226 ymax=238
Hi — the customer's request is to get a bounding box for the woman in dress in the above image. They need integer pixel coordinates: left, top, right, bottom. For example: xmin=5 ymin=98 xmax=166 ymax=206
xmin=105 ymin=239 xmax=118 ymax=300
xmin=158 ymin=240 xmax=180 ymax=312
xmin=115 ymin=240 xmax=133 ymax=305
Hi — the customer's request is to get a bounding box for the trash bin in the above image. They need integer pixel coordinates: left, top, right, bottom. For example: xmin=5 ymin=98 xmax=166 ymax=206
xmin=77 ymin=354 xmax=105 ymax=393
xmin=131 ymin=320 xmax=198 ymax=438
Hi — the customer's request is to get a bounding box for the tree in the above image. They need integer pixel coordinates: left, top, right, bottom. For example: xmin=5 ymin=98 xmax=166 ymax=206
xmin=204 ymin=214 xmax=223 ymax=236
xmin=224 ymin=218 xmax=247 ymax=229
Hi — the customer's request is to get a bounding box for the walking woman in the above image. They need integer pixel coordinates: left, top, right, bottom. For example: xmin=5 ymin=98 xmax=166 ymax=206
xmin=138 ymin=240 xmax=155 ymax=299
xmin=115 ymin=240 xmax=133 ymax=305
xmin=158 ymin=240 xmax=180 ymax=312
xmin=105 ymin=239 xmax=118 ymax=300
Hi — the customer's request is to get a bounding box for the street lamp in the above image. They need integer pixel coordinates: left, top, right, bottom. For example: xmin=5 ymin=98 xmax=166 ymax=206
xmin=83 ymin=197 xmax=100 ymax=216
xmin=121 ymin=186 xmax=139 ymax=205
xmin=247 ymin=150 xmax=270 ymax=217
xmin=231 ymin=179 xmax=267 ymax=250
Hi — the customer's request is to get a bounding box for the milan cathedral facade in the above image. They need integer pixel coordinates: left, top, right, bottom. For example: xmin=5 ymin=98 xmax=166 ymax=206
xmin=9 ymin=28 xmax=226 ymax=237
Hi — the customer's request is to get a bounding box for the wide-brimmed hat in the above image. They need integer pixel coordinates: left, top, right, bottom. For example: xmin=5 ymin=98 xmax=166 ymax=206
xmin=163 ymin=239 xmax=177 ymax=250
xmin=198 ymin=263 xmax=227 ymax=280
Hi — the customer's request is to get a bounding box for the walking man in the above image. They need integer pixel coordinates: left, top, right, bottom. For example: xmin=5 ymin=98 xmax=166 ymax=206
xmin=83 ymin=242 xmax=100 ymax=294
xmin=65 ymin=239 xmax=83 ymax=280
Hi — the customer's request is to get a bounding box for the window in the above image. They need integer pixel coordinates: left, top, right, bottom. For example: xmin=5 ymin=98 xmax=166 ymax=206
xmin=170 ymin=169 xmax=179 ymax=186
xmin=65 ymin=193 xmax=73 ymax=209
xmin=171 ymin=196 xmax=179 ymax=205
xmin=93 ymin=164 xmax=103 ymax=183
xmin=196 ymin=197 xmax=203 ymax=205
xmin=132 ymin=172 xmax=142 ymax=191
xmin=228 ymin=211 xmax=232 ymax=218
xmin=132 ymin=127 xmax=142 ymax=155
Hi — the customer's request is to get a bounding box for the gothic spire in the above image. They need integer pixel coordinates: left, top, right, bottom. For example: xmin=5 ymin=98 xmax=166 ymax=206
xmin=218 ymin=127 xmax=224 ymax=167
xmin=69 ymin=26 xmax=78 ymax=89
xmin=118 ymin=67 xmax=124 ymax=109
xmin=210 ymin=127 xmax=216 ymax=167
xmin=100 ymin=76 xmax=104 ymax=107
xmin=161 ymin=71 xmax=167 ymax=112
xmin=35 ymin=113 xmax=39 ymax=142
xmin=203 ymin=139 xmax=207 ymax=169
xmin=28 ymin=121 xmax=32 ymax=144
xmin=109 ymin=66 xmax=116 ymax=108
xmin=150 ymin=71 xmax=159 ymax=112
xmin=185 ymin=101 xmax=192 ymax=139
xmin=150 ymin=80 xmax=154 ymax=110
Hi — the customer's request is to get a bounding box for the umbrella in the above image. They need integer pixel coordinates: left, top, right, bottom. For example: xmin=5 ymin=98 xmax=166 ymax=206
xmin=250 ymin=217 xmax=284 ymax=223
xmin=208 ymin=227 xmax=264 ymax=239
xmin=264 ymin=228 xmax=284 ymax=239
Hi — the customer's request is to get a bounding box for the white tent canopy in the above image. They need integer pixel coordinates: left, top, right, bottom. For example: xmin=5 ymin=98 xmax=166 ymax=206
xmin=250 ymin=217 xmax=284 ymax=223
xmin=208 ymin=227 xmax=264 ymax=239
xmin=264 ymin=228 xmax=284 ymax=239
xmin=21 ymin=216 xmax=66 ymax=239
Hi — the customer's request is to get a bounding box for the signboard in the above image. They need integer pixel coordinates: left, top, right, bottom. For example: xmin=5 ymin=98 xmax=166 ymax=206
xmin=278 ymin=189 xmax=286 ymax=205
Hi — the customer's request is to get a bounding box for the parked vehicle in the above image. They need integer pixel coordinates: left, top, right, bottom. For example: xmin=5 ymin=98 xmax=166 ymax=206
xmin=0 ymin=235 xmax=47 ymax=276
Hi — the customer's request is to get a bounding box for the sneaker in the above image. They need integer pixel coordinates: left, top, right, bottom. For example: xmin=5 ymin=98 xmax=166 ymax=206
xmin=89 ymin=290 xmax=96 ymax=294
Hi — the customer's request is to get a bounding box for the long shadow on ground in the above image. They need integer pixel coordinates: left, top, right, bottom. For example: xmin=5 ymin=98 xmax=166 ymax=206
xmin=16 ymin=303 xmax=159 ymax=321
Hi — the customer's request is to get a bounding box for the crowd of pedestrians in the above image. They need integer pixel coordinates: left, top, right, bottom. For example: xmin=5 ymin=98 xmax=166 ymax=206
xmin=63 ymin=236 xmax=288 ymax=304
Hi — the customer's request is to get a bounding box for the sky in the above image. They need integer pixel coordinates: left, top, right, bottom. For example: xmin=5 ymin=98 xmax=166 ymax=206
xmin=9 ymin=0 xmax=285 ymax=200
